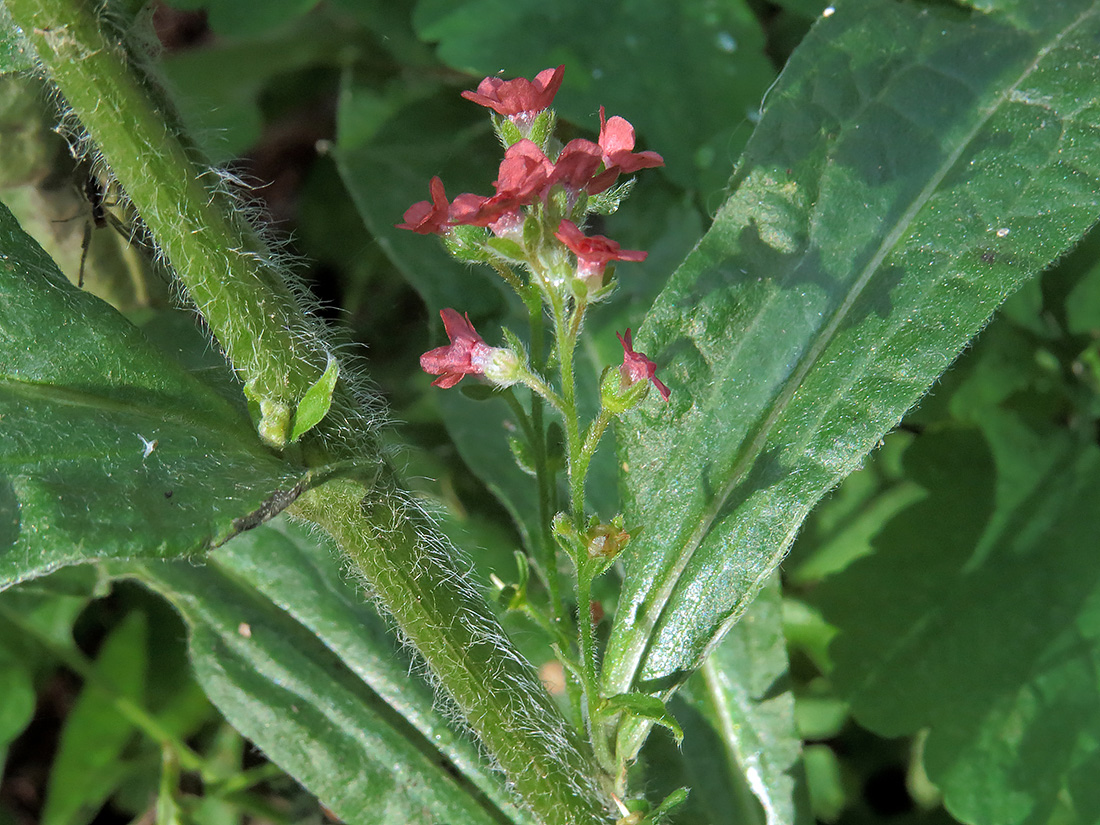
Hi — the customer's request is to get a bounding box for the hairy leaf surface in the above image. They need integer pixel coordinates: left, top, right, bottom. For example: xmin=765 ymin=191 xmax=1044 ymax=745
xmin=131 ymin=518 xmax=530 ymax=825
xmin=0 ymin=199 xmax=302 ymax=589
xmin=604 ymin=0 xmax=1100 ymax=744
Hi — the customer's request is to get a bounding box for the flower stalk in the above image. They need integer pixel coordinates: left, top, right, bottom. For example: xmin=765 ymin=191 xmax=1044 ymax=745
xmin=403 ymin=64 xmax=670 ymax=786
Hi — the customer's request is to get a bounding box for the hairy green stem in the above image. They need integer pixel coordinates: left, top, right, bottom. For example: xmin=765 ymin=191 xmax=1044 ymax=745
xmin=5 ymin=1 xmax=611 ymax=821
xmin=294 ymin=479 xmax=611 ymax=824
xmin=526 ymin=293 xmax=564 ymax=624
xmin=552 ymin=296 xmax=585 ymax=529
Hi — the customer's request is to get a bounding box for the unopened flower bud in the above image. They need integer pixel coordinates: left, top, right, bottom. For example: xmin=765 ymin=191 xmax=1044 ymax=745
xmin=480 ymin=346 xmax=523 ymax=388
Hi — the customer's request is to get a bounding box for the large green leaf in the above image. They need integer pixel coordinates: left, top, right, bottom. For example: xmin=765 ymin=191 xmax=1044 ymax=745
xmin=129 ymin=518 xmax=532 ymax=825
xmin=817 ymin=418 xmax=1100 ymax=825
xmin=687 ymin=576 xmax=809 ymax=825
xmin=0 ymin=198 xmax=303 ymax=589
xmin=602 ymin=0 xmax=1100 ymax=743
xmin=412 ymin=0 xmax=775 ymax=198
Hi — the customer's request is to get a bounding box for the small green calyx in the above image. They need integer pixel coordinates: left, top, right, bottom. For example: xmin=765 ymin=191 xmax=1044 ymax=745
xmin=599 ymin=364 xmax=651 ymax=415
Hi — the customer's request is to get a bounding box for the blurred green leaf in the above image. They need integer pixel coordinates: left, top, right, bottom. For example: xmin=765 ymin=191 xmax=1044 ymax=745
xmin=129 ymin=518 xmax=533 ymax=825
xmin=161 ymin=13 xmax=365 ymax=158
xmin=0 ymin=651 xmax=33 ymax=769
xmin=817 ymin=419 xmax=1100 ymax=825
xmin=603 ymin=0 xmax=1100 ymax=752
xmin=0 ymin=8 xmax=33 ymax=72
xmin=0 ymin=198 xmax=304 ymax=590
xmin=168 ymin=0 xmax=321 ymax=38
xmin=412 ymin=0 xmax=776 ymax=198
xmin=689 ymin=577 xmax=810 ymax=825
xmin=1063 ymin=227 xmax=1100 ymax=335
xmin=42 ymin=610 xmax=148 ymax=825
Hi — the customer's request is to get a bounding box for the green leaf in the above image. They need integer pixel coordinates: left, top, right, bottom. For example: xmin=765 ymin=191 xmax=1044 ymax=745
xmin=42 ymin=610 xmax=148 ymax=825
xmin=161 ymin=12 xmax=368 ymax=158
xmin=602 ymin=0 xmax=1100 ymax=749
xmin=411 ymin=0 xmax=776 ymax=197
xmin=129 ymin=518 xmax=533 ymax=825
xmin=816 ymin=418 xmax=1100 ymax=825
xmin=289 ymin=354 xmax=339 ymax=441
xmin=0 ymin=7 xmax=34 ymax=72
xmin=167 ymin=0 xmax=321 ymax=38
xmin=0 ymin=650 xmax=33 ymax=751
xmin=0 ymin=198 xmax=304 ymax=590
xmin=688 ymin=576 xmax=810 ymax=825
xmin=604 ymin=693 xmax=683 ymax=746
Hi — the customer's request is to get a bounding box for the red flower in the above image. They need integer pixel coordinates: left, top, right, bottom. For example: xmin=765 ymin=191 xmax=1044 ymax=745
xmin=450 ymin=140 xmax=553 ymax=230
xmin=397 ymin=176 xmax=451 ymax=235
xmin=598 ymin=107 xmax=664 ymax=174
xmin=551 ymin=139 xmax=617 ymax=195
xmin=555 ymin=220 xmax=646 ymax=281
xmin=421 ymin=309 xmax=496 ymax=388
xmin=461 ymin=65 xmax=566 ymax=119
xmin=617 ymin=329 xmax=670 ymax=402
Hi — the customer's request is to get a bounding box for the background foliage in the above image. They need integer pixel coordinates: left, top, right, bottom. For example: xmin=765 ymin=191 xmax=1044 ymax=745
xmin=2 ymin=0 xmax=1100 ymax=824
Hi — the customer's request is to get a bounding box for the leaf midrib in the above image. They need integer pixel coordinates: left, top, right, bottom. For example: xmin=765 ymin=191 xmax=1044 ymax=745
xmin=610 ymin=5 xmax=1097 ymax=700
xmin=0 ymin=375 xmax=261 ymax=452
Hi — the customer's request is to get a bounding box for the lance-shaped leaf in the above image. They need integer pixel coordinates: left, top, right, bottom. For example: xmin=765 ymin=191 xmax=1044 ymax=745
xmin=603 ymin=0 xmax=1100 ymax=755
xmin=127 ymin=517 xmax=533 ymax=825
xmin=687 ymin=576 xmax=810 ymax=825
xmin=0 ymin=199 xmax=303 ymax=589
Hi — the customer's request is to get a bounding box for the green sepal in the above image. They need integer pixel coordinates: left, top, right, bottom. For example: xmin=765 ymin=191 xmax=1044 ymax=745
xmin=494 ymin=113 xmax=523 ymax=147
xmin=551 ymin=513 xmax=584 ymax=562
xmin=599 ymin=364 xmax=650 ymax=415
xmin=527 ymin=109 xmax=556 ymax=152
xmin=648 ymin=788 xmax=690 ymax=823
xmin=587 ymin=179 xmax=634 ymax=217
xmin=500 ymin=326 xmax=529 ymax=363
xmin=508 ymin=433 xmax=537 ymax=476
xmin=601 ymin=693 xmax=683 ymax=746
xmin=442 ymin=224 xmax=489 ymax=263
xmin=522 ymin=211 xmax=543 ymax=250
xmin=289 ymin=355 xmax=339 ymax=442
xmin=486 ymin=236 xmax=528 ymax=264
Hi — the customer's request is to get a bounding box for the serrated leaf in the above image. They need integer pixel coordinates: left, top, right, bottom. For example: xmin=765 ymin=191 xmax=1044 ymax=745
xmin=688 ymin=577 xmax=810 ymax=825
xmin=42 ymin=610 xmax=148 ymax=825
xmin=0 ymin=199 xmax=305 ymax=589
xmin=129 ymin=518 xmax=532 ymax=825
xmin=603 ymin=0 xmax=1100 ymax=744
xmin=289 ymin=354 xmax=338 ymax=442
xmin=816 ymin=418 xmax=1100 ymax=825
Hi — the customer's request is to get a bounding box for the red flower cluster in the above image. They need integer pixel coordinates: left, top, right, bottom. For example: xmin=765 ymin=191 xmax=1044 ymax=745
xmin=397 ymin=67 xmax=664 ymax=239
